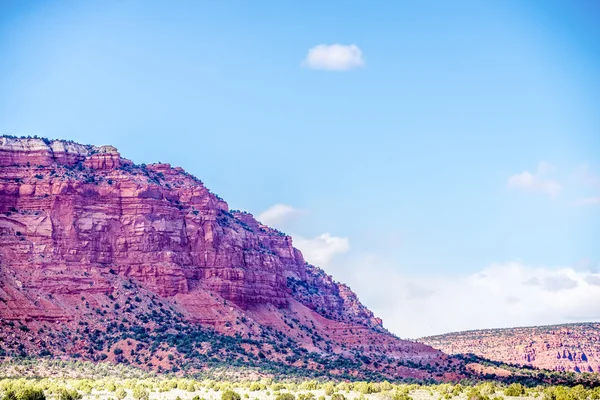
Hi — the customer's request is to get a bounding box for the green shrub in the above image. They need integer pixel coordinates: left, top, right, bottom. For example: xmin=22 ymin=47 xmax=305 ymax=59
xmin=115 ymin=388 xmax=127 ymax=400
xmin=299 ymin=382 xmax=318 ymax=391
xmin=392 ymin=393 xmax=413 ymax=400
xmin=324 ymin=384 xmax=335 ymax=396
xmin=250 ymin=383 xmax=266 ymax=392
xmin=59 ymin=390 xmax=82 ymax=400
xmin=275 ymin=394 xmax=296 ymax=400
xmin=451 ymin=386 xmax=463 ymax=396
xmin=505 ymin=384 xmax=526 ymax=397
xmin=331 ymin=395 xmax=346 ymax=400
xmin=17 ymin=389 xmax=46 ymax=400
xmin=570 ymin=385 xmax=588 ymax=400
xmin=4 ymin=391 xmax=18 ymax=400
xmin=380 ymin=383 xmax=393 ymax=392
xmin=222 ymin=391 xmax=241 ymax=400
xmin=466 ymin=389 xmax=489 ymax=400
xmin=336 ymin=384 xmax=349 ymax=393
xmin=543 ymin=386 xmax=588 ymax=400
xmin=132 ymin=387 xmax=148 ymax=400
xmin=354 ymin=383 xmax=370 ymax=395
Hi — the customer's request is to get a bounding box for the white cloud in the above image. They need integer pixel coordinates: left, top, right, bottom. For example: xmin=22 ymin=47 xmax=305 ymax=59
xmin=576 ymin=257 xmax=598 ymax=272
xmin=294 ymin=233 xmax=350 ymax=267
xmin=571 ymin=166 xmax=600 ymax=205
xmin=258 ymin=204 xmax=349 ymax=267
xmin=303 ymin=44 xmax=365 ymax=71
xmin=327 ymin=255 xmax=600 ymax=338
xmin=507 ymin=161 xmax=562 ymax=197
xmin=536 ymin=160 xmax=555 ymax=174
xmin=573 ymin=197 xmax=600 ymax=206
xmin=257 ymin=204 xmax=308 ymax=229
xmin=585 ymin=275 xmax=600 ymax=286
xmin=574 ymin=164 xmax=600 ymax=187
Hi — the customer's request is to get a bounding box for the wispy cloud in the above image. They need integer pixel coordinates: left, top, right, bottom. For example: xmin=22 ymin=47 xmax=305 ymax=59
xmin=572 ymin=165 xmax=600 ymax=206
xmin=303 ymin=44 xmax=365 ymax=71
xmin=258 ymin=204 xmax=349 ymax=267
xmin=573 ymin=197 xmax=600 ymax=206
xmin=507 ymin=161 xmax=562 ymax=197
xmin=257 ymin=204 xmax=308 ymax=228
xmin=574 ymin=164 xmax=600 ymax=187
xmin=294 ymin=233 xmax=350 ymax=267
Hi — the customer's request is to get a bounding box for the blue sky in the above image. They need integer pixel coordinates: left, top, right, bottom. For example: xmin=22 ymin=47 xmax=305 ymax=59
xmin=1 ymin=0 xmax=599 ymax=337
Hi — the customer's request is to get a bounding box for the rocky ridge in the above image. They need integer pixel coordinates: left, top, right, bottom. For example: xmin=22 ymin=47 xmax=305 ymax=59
xmin=0 ymin=136 xmax=461 ymax=381
xmin=419 ymin=323 xmax=600 ymax=374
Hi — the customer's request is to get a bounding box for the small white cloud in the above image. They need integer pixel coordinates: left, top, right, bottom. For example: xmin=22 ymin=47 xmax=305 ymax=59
xmin=257 ymin=204 xmax=308 ymax=229
xmin=303 ymin=44 xmax=365 ymax=71
xmin=507 ymin=161 xmax=562 ymax=197
xmin=573 ymin=197 xmax=600 ymax=206
xmin=294 ymin=233 xmax=350 ymax=267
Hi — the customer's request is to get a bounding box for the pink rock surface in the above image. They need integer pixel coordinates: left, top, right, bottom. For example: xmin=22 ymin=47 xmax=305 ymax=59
xmin=420 ymin=323 xmax=600 ymax=373
xmin=0 ymin=137 xmax=456 ymax=379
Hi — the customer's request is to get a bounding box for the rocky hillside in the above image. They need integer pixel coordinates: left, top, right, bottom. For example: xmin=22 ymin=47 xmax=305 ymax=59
xmin=0 ymin=136 xmax=463 ymax=381
xmin=419 ymin=323 xmax=600 ymax=374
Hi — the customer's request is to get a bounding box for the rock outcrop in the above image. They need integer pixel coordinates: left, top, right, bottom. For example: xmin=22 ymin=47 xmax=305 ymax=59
xmin=419 ymin=323 xmax=600 ymax=374
xmin=0 ymin=136 xmax=460 ymax=380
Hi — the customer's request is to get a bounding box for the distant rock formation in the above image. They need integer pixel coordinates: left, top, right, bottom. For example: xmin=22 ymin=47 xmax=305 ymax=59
xmin=418 ymin=322 xmax=600 ymax=374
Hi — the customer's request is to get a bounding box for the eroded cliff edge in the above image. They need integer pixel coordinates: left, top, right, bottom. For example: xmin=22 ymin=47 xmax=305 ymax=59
xmin=0 ymin=136 xmax=460 ymax=380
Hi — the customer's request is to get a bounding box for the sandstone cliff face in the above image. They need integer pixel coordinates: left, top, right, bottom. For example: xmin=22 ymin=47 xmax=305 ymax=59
xmin=0 ymin=137 xmax=457 ymax=380
xmin=419 ymin=323 xmax=600 ymax=374
xmin=0 ymin=137 xmax=379 ymax=324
